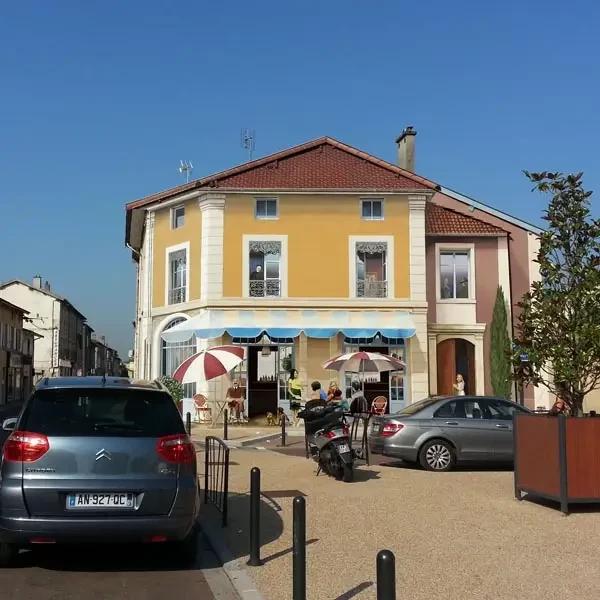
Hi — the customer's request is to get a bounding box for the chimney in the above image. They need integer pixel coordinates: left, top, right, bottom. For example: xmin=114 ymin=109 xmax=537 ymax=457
xmin=32 ymin=275 xmax=42 ymax=289
xmin=395 ymin=126 xmax=417 ymax=172
xmin=44 ymin=281 xmax=51 ymax=292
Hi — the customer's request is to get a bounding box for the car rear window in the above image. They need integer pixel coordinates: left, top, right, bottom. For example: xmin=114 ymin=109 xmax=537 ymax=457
xmin=394 ymin=397 xmax=440 ymax=416
xmin=19 ymin=388 xmax=185 ymax=437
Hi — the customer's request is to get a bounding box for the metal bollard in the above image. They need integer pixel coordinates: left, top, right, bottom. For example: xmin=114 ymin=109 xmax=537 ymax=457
xmin=292 ymin=496 xmax=306 ymax=600
xmin=247 ymin=467 xmax=262 ymax=566
xmin=186 ymin=412 xmax=192 ymax=436
xmin=281 ymin=413 xmax=286 ymax=446
xmin=376 ymin=550 xmax=396 ymax=600
xmin=223 ymin=409 xmax=228 ymax=441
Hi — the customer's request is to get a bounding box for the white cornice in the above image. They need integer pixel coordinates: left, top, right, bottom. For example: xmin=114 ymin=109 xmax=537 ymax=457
xmin=151 ymin=297 xmax=428 ymax=318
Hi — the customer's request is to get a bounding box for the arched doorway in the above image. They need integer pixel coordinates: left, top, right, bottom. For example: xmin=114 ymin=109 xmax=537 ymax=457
xmin=437 ymin=338 xmax=475 ymax=396
xmin=160 ymin=318 xmax=197 ymax=398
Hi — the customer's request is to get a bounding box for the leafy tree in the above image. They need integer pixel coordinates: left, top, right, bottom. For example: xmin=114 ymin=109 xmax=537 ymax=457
xmin=512 ymin=171 xmax=600 ymax=416
xmin=159 ymin=375 xmax=184 ymax=404
xmin=490 ymin=286 xmax=512 ymax=399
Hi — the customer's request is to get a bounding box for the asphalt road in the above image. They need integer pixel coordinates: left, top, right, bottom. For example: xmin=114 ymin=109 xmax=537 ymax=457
xmin=0 ymin=534 xmax=239 ymax=600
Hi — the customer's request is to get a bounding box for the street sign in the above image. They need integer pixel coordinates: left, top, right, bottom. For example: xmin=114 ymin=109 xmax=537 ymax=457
xmin=513 ymin=344 xmax=529 ymax=363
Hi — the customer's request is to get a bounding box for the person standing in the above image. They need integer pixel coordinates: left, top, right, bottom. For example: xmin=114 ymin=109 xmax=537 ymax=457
xmin=288 ymin=369 xmax=303 ymax=425
xmin=453 ymin=374 xmax=466 ymax=396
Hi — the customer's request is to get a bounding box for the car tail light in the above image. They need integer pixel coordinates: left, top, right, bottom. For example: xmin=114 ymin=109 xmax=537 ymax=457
xmin=156 ymin=434 xmax=195 ymax=463
xmin=144 ymin=535 xmax=167 ymax=543
xmin=3 ymin=431 xmax=50 ymax=462
xmin=381 ymin=423 xmax=404 ymax=437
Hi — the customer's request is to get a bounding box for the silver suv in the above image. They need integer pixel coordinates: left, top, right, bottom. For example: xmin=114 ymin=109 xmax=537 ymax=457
xmin=0 ymin=377 xmax=199 ymax=567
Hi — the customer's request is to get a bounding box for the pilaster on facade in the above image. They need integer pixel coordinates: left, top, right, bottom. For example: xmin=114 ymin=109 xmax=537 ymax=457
xmin=298 ymin=332 xmax=308 ymax=394
xmin=427 ymin=332 xmax=438 ymax=395
xmin=407 ymin=308 xmax=429 ymax=404
xmin=138 ymin=211 xmax=155 ymax=379
xmin=408 ymin=196 xmax=427 ymax=303
xmin=474 ymin=331 xmax=485 ymax=396
xmin=199 ymin=193 xmax=226 ymax=301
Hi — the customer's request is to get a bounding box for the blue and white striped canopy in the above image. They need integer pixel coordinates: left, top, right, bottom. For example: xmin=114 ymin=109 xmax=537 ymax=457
xmin=160 ymin=309 xmax=416 ymax=343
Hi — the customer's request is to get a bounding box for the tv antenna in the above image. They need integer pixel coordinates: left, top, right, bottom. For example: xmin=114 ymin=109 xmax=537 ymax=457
xmin=241 ymin=129 xmax=256 ymax=161
xmin=178 ymin=160 xmax=193 ymax=183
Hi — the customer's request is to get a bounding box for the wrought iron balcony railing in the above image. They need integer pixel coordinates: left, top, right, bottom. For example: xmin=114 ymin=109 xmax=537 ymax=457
xmin=356 ymin=280 xmax=388 ymax=298
xmin=168 ymin=287 xmax=187 ymax=305
xmin=249 ymin=279 xmax=281 ymax=297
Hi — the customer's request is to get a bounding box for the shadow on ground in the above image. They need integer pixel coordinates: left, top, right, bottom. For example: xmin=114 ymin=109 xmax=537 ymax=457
xmin=333 ymin=581 xmax=374 ymax=599
xmin=376 ymin=458 xmax=514 ymax=473
xmin=202 ymin=491 xmax=288 ymax=563
xmin=518 ymin=494 xmax=600 ymax=515
xmin=9 ymin=535 xmax=214 ymax=573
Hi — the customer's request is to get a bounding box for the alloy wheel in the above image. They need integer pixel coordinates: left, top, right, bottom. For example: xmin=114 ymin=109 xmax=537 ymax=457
xmin=425 ymin=444 xmax=452 ymax=471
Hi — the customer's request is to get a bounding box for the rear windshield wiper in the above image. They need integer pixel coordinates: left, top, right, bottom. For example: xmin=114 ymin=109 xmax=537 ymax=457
xmin=93 ymin=423 xmax=145 ymax=432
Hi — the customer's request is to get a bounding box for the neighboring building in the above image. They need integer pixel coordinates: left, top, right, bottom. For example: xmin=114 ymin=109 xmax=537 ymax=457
xmin=125 ymin=130 xmax=548 ymax=415
xmin=0 ymin=276 xmax=88 ymax=380
xmin=0 ymin=298 xmax=35 ymax=403
xmin=90 ymin=337 xmax=123 ymax=376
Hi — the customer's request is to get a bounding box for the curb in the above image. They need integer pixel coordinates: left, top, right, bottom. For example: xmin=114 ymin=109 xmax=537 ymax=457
xmin=192 ymin=432 xmax=282 ymax=448
xmin=199 ymin=510 xmax=267 ymax=600
xmin=236 ymin=433 xmax=281 ymax=447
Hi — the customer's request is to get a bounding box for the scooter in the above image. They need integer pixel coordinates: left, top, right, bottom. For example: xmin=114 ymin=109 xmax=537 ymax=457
xmin=299 ymin=401 xmax=355 ymax=483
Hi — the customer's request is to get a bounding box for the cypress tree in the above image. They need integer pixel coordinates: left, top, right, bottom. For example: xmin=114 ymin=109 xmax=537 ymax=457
xmin=490 ymin=285 xmax=512 ymax=399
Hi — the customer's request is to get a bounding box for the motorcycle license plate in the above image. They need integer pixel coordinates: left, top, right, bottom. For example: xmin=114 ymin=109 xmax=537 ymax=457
xmin=337 ymin=444 xmax=350 ymax=454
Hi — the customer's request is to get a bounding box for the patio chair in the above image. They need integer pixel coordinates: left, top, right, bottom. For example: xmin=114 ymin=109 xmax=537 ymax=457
xmin=371 ymin=396 xmax=388 ymax=416
xmin=193 ymin=394 xmax=211 ymax=423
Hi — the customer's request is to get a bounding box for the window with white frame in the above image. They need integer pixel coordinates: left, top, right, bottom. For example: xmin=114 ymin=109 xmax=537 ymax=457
xmin=171 ymin=205 xmax=185 ymax=229
xmin=248 ymin=240 xmax=281 ymax=297
xmin=361 ymin=198 xmax=384 ymax=220
xmin=439 ymin=250 xmax=470 ymax=299
xmin=168 ymin=248 xmax=187 ymax=304
xmin=255 ymin=198 xmax=278 ymax=220
xmin=161 ymin=318 xmax=196 ymax=398
xmin=356 ymin=241 xmax=388 ymax=298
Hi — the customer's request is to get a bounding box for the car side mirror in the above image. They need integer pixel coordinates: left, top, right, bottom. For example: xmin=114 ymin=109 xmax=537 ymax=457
xmin=2 ymin=418 xmax=18 ymax=432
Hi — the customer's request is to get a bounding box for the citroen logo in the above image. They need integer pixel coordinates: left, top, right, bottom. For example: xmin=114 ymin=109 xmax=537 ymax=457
xmin=95 ymin=449 xmax=112 ymax=461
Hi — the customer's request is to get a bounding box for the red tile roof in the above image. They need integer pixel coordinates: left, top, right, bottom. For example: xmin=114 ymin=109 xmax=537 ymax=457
xmin=426 ymin=202 xmax=507 ymax=236
xmin=126 ymin=137 xmax=437 ymax=211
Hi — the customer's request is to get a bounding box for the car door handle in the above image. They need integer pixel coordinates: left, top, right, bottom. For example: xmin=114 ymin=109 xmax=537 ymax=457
xmin=495 ymin=424 xmax=510 ymax=429
xmin=445 ymin=421 xmax=459 ymax=425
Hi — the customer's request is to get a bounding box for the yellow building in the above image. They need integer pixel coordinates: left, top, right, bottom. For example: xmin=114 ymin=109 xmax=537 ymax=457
xmin=126 ymin=135 xmax=438 ymax=416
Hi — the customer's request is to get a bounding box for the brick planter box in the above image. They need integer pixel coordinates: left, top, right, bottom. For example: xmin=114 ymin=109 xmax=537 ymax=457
xmin=514 ymin=413 xmax=600 ymax=514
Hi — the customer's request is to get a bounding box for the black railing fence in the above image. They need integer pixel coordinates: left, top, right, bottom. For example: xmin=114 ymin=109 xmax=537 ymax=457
xmin=204 ymin=436 xmax=230 ymax=527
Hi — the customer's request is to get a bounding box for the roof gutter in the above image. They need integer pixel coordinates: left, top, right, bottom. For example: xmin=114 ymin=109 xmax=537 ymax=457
xmin=144 ymin=189 xmax=202 ymax=213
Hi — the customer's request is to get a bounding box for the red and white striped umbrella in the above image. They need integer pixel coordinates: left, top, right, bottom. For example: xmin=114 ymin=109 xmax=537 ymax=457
xmin=323 ymin=351 xmax=405 ymax=373
xmin=173 ymin=345 xmax=245 ymax=384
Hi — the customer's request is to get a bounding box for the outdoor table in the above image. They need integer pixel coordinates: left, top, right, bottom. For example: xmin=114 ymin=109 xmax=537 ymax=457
xmin=211 ymin=399 xmax=229 ymax=426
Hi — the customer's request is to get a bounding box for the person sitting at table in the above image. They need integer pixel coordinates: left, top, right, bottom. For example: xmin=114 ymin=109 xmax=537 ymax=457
xmin=310 ymin=381 xmax=327 ymax=401
xmin=226 ymin=378 xmax=247 ymax=423
xmin=330 ymin=388 xmax=349 ymax=411
xmin=326 ymin=381 xmax=339 ymax=402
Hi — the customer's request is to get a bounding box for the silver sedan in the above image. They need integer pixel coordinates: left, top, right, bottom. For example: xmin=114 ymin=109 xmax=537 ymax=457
xmin=368 ymin=395 xmax=532 ymax=472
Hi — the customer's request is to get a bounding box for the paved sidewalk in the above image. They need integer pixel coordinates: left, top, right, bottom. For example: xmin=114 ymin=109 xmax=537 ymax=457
xmin=199 ymin=448 xmax=600 ymax=600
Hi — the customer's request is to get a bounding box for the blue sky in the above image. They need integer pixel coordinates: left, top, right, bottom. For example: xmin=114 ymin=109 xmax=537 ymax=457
xmin=1 ymin=0 xmax=598 ymax=356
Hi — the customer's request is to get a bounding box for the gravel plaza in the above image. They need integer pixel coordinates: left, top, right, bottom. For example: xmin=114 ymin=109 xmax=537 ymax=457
xmin=199 ymin=446 xmax=600 ymax=600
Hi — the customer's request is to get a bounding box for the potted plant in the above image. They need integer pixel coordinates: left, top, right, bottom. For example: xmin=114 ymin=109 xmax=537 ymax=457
xmin=512 ymin=171 xmax=600 ymax=514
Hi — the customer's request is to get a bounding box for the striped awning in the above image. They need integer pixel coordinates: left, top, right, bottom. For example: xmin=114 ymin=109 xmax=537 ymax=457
xmin=160 ymin=309 xmax=416 ymax=343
